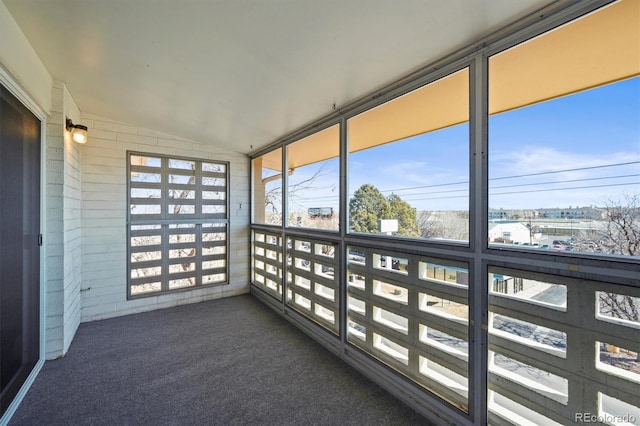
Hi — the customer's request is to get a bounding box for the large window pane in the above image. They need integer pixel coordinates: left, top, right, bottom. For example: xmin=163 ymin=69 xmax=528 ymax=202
xmin=488 ymin=0 xmax=640 ymax=257
xmin=286 ymin=125 xmax=339 ymax=230
xmin=252 ymin=148 xmax=282 ymax=226
xmin=347 ymin=68 xmax=469 ymax=241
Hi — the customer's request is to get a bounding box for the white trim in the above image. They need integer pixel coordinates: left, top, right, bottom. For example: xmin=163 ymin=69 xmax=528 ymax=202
xmin=0 ymin=63 xmax=47 ymax=120
xmin=40 ymin=115 xmax=47 ymax=359
xmin=0 ymin=359 xmax=45 ymax=426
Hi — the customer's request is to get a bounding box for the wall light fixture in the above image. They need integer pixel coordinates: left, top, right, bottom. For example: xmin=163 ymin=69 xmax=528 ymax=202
xmin=66 ymin=118 xmax=88 ymax=144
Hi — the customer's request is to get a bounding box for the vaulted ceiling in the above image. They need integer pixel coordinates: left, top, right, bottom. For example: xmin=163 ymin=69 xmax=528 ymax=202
xmin=3 ymin=0 xmax=556 ymax=154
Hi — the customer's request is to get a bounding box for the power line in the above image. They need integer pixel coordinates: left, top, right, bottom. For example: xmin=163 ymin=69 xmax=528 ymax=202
xmin=402 ymin=194 xmax=470 ymax=201
xmin=373 ymin=160 xmax=639 ymax=193
xmin=379 ymin=180 xmax=468 ymax=193
xmin=283 ymin=161 xmax=639 ymax=205
xmin=399 ymin=189 xmax=469 ymax=200
xmin=490 ymin=161 xmax=640 ymax=181
xmin=290 ymin=181 xmax=638 ymax=207
xmin=301 ymin=173 xmax=638 ymax=201
xmin=489 ymin=173 xmax=640 ymax=190
xmin=490 ymin=181 xmax=638 ymax=197
xmin=396 ymin=182 xmax=638 ymax=202
xmin=400 ymin=174 xmax=640 ymax=199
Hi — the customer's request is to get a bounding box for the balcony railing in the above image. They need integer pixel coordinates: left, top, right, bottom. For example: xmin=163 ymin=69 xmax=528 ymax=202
xmin=346 ymin=246 xmax=470 ymax=412
xmin=487 ymin=268 xmax=640 ymax=425
xmin=251 ymin=226 xmax=639 ymax=425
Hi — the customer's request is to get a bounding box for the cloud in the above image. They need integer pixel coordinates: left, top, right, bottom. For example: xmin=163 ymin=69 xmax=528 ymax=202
xmin=349 ymin=160 xmax=364 ymax=170
xmin=489 ymin=146 xmax=640 ymax=208
xmin=381 ymin=161 xmax=459 ymax=186
xmin=382 ymin=160 xmax=428 ymax=173
xmin=493 ymin=147 xmax=640 ymax=180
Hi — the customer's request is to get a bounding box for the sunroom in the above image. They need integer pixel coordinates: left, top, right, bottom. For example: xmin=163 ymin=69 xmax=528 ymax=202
xmin=0 ymin=0 xmax=638 ymax=425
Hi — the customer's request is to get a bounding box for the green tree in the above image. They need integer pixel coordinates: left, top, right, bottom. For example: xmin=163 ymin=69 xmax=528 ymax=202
xmin=349 ymin=184 xmax=388 ymax=233
xmin=386 ymin=193 xmax=419 ymax=237
xmin=349 ymin=184 xmax=419 ymax=236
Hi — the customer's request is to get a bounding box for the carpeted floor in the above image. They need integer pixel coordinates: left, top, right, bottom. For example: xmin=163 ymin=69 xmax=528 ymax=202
xmin=9 ymin=294 xmax=429 ymax=425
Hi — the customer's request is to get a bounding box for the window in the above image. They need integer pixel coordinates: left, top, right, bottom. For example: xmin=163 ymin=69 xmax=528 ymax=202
xmin=488 ymin=0 xmax=640 ymax=257
xmin=248 ymin=2 xmax=640 ymax=424
xmin=286 ymin=125 xmax=340 ymax=231
xmin=347 ymin=68 xmax=470 ymax=241
xmin=252 ymin=148 xmax=283 ymax=226
xmin=127 ymin=153 xmax=229 ymax=298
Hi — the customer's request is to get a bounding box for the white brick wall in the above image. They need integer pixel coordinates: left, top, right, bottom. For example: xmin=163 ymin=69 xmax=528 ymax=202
xmin=44 ymin=81 xmax=83 ymax=358
xmin=44 ymin=113 xmax=64 ymax=357
xmin=62 ymin=84 xmax=82 ymax=352
xmin=79 ymin=114 xmax=250 ymax=322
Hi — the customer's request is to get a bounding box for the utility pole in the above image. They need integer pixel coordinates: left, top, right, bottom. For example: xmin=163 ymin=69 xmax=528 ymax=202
xmin=570 ymin=218 xmax=573 ymax=240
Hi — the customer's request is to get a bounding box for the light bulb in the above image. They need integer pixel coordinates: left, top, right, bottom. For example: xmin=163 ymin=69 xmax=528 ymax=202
xmin=71 ymin=126 xmax=88 ymax=144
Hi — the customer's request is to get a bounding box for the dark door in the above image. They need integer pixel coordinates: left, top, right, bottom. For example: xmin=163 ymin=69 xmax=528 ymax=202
xmin=0 ymin=84 xmax=41 ymax=417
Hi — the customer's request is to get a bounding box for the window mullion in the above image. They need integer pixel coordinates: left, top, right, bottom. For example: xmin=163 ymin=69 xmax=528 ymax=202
xmin=161 ymin=223 xmax=170 ymax=292
xmin=161 ymin=156 xmax=169 ymax=221
xmin=195 ymin=163 xmax=203 ymax=286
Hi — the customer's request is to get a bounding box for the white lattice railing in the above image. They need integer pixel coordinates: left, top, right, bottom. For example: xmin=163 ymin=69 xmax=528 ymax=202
xmin=487 ymin=267 xmax=640 ymax=426
xmin=346 ymin=245 xmax=470 ymax=413
xmin=251 ymin=228 xmax=640 ymax=425
xmin=286 ymin=236 xmax=339 ymax=334
xmin=252 ymin=230 xmax=283 ymax=299
xmin=252 ymin=230 xmax=340 ymax=334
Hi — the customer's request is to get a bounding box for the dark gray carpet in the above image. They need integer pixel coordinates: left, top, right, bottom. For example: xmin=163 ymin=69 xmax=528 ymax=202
xmin=10 ymin=294 xmax=429 ymax=425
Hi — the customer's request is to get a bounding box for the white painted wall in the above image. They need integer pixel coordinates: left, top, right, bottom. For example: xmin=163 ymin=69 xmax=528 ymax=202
xmin=79 ymin=114 xmax=250 ymax=321
xmin=43 ymin=85 xmax=64 ymax=358
xmin=62 ymin=85 xmax=82 ymax=352
xmin=1 ymin=1 xmax=251 ymax=357
xmin=0 ymin=0 xmax=76 ymax=359
xmin=44 ymin=81 xmax=83 ymax=358
xmin=0 ymin=1 xmax=52 ymax=114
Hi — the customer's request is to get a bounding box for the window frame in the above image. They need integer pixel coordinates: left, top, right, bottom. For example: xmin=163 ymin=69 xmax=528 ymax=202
xmin=249 ymin=2 xmax=640 ymax=425
xmin=345 ymin=65 xmax=472 ymax=244
xmin=126 ymin=151 xmax=230 ymax=299
xmin=284 ymin=123 xmax=341 ymax=232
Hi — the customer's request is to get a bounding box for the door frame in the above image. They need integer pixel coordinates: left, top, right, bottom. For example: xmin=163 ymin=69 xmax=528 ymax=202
xmin=0 ymin=64 xmax=47 ymax=426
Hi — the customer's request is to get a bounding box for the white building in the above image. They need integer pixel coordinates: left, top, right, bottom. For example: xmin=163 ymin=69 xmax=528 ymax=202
xmin=488 ymin=221 xmax=532 ymax=244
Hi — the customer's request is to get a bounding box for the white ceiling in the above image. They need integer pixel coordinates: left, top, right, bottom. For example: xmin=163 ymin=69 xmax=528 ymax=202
xmin=4 ymin=0 xmax=555 ymax=154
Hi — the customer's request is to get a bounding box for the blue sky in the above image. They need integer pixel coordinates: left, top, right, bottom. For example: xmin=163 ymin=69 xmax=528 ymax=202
xmin=286 ymin=76 xmax=639 ymax=213
xmin=488 ymin=76 xmax=639 ymax=210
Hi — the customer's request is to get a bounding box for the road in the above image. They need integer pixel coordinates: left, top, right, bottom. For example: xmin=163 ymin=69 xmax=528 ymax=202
xmin=531 ymin=285 xmax=567 ymax=305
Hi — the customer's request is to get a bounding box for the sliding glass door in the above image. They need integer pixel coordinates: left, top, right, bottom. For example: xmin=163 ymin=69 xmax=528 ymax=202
xmin=0 ymin=83 xmax=41 ymax=417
